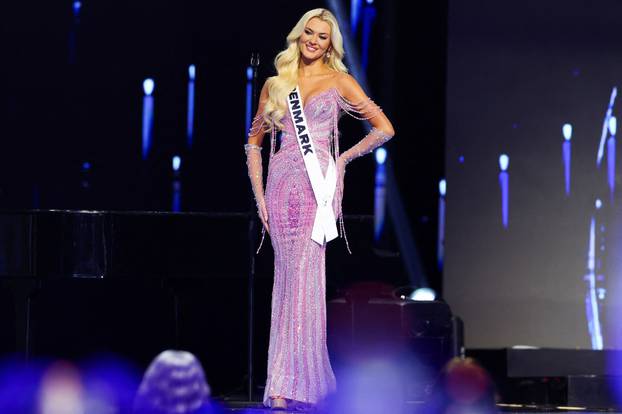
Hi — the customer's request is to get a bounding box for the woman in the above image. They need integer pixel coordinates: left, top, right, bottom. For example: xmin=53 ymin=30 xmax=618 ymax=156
xmin=245 ymin=8 xmax=395 ymax=410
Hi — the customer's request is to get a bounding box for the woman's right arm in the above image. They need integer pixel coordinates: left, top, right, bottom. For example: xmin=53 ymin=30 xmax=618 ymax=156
xmin=245 ymin=80 xmax=271 ymax=233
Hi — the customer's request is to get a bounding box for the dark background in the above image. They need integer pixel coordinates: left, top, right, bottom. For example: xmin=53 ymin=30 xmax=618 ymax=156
xmin=1 ymin=0 xmax=447 ymax=397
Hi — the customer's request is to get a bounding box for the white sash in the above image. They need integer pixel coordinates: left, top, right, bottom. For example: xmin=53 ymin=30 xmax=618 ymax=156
xmin=287 ymin=86 xmax=338 ymax=245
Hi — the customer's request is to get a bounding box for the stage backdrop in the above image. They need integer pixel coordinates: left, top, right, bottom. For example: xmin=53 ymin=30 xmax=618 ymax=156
xmin=445 ymin=0 xmax=622 ymax=349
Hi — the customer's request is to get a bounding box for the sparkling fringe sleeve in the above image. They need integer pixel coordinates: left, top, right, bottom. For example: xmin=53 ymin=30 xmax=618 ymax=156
xmin=329 ymin=88 xmax=389 ymax=161
xmin=248 ymin=114 xmax=266 ymax=137
xmin=332 ymin=89 xmax=384 ymax=122
xmin=248 ymin=113 xmax=277 ymax=160
xmin=330 ymin=88 xmax=395 ymax=253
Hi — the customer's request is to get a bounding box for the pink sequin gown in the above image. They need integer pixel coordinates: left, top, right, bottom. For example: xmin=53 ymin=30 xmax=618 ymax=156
xmin=262 ymin=88 xmax=345 ymax=406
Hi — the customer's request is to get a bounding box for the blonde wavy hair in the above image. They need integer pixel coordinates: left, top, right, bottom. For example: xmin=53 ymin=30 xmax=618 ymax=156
xmin=263 ymin=8 xmax=348 ymax=129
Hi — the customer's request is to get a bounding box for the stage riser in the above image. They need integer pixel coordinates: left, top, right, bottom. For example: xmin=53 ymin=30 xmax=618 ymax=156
xmin=468 ymin=348 xmax=622 ymax=409
xmin=502 ymin=376 xmax=618 ymax=409
xmin=328 ymin=299 xmax=460 ymax=401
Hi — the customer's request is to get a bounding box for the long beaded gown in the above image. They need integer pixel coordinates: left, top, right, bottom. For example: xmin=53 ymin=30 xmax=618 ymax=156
xmin=254 ymin=87 xmax=382 ymax=406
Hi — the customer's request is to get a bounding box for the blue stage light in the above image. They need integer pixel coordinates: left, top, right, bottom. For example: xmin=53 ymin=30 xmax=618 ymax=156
xmin=360 ymin=0 xmax=376 ymax=69
xmin=374 ymin=154 xmax=387 ymax=241
xmin=597 ymin=87 xmax=617 ymax=166
xmin=142 ymin=79 xmax=155 ymax=159
xmin=245 ymin=66 xmax=253 ymax=142
xmin=596 ymin=199 xmax=603 ymax=209
xmin=562 ymin=125 xmax=572 ymax=196
xmin=73 ymin=1 xmax=81 ymax=15
xmin=143 ymin=79 xmax=155 ymax=96
xmin=498 ymin=155 xmax=510 ymax=228
xmin=438 ymin=179 xmax=446 ymax=271
xmin=350 ymin=0 xmax=362 ymax=35
xmin=187 ymin=67 xmax=196 ymax=148
xmin=608 ymin=120 xmax=617 ymax=201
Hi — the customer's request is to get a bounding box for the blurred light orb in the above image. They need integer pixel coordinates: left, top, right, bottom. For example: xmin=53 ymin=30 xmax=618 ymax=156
xmin=143 ymin=79 xmax=155 ymax=96
xmin=499 ymin=154 xmax=509 ymax=171
xmin=172 ymin=156 xmax=181 ymax=172
xmin=375 ymin=147 xmax=387 ymax=165
xmin=410 ymin=287 xmax=436 ymax=301
xmin=562 ymin=123 xmax=572 ymax=140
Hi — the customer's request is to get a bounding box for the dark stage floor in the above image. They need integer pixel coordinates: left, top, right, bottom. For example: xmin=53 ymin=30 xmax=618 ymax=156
xmin=216 ymin=401 xmax=622 ymax=413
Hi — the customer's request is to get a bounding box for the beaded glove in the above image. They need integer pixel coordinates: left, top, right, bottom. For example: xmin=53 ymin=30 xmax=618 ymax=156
xmin=244 ymin=143 xmax=269 ymax=232
xmin=338 ymin=127 xmax=394 ymax=165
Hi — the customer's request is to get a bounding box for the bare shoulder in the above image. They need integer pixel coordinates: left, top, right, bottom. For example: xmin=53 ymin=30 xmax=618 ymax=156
xmin=260 ymin=77 xmax=275 ymax=100
xmin=335 ymin=72 xmax=366 ymax=101
xmin=263 ymin=77 xmax=276 ymax=90
xmin=335 ymin=72 xmax=357 ymax=85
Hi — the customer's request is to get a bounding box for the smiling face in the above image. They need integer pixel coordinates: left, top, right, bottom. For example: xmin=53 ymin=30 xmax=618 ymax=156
xmin=298 ymin=17 xmax=332 ymax=62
